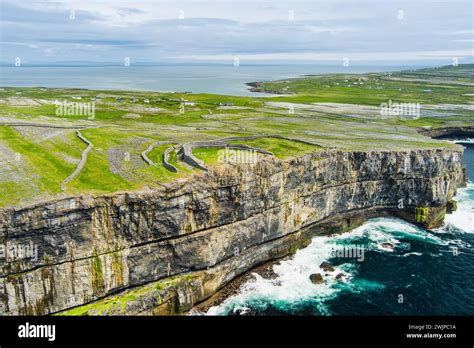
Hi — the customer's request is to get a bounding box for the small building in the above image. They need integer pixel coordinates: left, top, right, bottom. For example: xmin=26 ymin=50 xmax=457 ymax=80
xmin=144 ymin=99 xmax=150 ymax=103
xmin=131 ymin=97 xmax=139 ymax=102
xmin=183 ymin=101 xmax=195 ymax=106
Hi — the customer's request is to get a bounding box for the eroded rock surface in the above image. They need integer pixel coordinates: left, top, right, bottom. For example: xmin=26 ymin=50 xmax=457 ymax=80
xmin=0 ymin=148 xmax=464 ymax=315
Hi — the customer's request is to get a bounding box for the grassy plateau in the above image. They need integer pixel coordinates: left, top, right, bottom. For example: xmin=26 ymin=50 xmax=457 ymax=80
xmin=0 ymin=64 xmax=472 ymax=207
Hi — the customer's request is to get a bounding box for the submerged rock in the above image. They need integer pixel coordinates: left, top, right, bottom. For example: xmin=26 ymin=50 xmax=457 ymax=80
xmin=381 ymin=242 xmax=394 ymax=249
xmin=310 ymin=273 xmax=324 ymax=284
xmin=320 ymin=261 xmax=335 ymax=272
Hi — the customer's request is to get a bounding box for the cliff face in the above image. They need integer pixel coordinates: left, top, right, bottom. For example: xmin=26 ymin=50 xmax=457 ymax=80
xmin=417 ymin=126 xmax=474 ymax=139
xmin=0 ymin=148 xmax=464 ymax=315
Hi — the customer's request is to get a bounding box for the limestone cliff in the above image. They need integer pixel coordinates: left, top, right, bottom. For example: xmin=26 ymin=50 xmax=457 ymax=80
xmin=0 ymin=148 xmax=464 ymax=315
xmin=417 ymin=125 xmax=474 ymax=139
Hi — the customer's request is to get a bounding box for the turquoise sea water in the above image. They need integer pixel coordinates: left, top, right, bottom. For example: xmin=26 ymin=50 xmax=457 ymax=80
xmin=202 ymin=143 xmax=474 ymax=315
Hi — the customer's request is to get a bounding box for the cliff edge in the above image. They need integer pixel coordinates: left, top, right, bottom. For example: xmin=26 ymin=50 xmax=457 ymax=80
xmin=0 ymin=147 xmax=464 ymax=315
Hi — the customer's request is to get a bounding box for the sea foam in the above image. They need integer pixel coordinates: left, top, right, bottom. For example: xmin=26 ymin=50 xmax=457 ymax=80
xmin=203 ymin=182 xmax=473 ymax=315
xmin=443 ymin=183 xmax=474 ymax=234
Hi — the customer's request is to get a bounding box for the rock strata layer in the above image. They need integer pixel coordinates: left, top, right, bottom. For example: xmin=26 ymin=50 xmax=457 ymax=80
xmin=0 ymin=148 xmax=464 ymax=315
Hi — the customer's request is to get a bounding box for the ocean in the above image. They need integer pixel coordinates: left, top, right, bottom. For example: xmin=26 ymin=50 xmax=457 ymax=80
xmin=204 ymin=142 xmax=474 ymax=315
xmin=0 ymin=64 xmax=423 ymax=96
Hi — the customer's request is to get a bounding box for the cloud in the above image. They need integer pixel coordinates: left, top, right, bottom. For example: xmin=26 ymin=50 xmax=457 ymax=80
xmin=0 ymin=0 xmax=472 ymax=64
xmin=180 ymin=49 xmax=474 ymax=62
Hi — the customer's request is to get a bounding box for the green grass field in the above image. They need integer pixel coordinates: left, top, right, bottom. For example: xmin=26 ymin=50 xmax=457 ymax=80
xmin=0 ymin=64 xmax=472 ymax=207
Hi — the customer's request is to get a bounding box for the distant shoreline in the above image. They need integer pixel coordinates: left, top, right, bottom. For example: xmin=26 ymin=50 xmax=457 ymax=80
xmin=0 ymin=64 xmax=435 ymax=97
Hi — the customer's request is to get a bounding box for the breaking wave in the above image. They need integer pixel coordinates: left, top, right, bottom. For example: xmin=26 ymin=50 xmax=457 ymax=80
xmin=198 ymin=149 xmax=474 ymax=316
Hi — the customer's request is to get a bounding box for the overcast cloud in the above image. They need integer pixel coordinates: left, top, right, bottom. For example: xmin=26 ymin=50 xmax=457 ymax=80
xmin=0 ymin=0 xmax=472 ymax=65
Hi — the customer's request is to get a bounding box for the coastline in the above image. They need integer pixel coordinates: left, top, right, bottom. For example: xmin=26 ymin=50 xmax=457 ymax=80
xmin=188 ymin=130 xmax=474 ymax=315
xmin=0 ymin=64 xmax=429 ymax=97
xmin=4 ymin=146 xmax=461 ymax=316
xmin=0 ymin=64 xmax=472 ymax=316
xmin=417 ymin=126 xmax=474 ymax=139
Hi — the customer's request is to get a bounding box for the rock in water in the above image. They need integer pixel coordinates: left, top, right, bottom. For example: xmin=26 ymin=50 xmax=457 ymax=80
xmin=381 ymin=242 xmax=394 ymax=250
xmin=310 ymin=273 xmax=324 ymax=284
xmin=320 ymin=261 xmax=335 ymax=272
xmin=447 ymin=200 xmax=457 ymax=214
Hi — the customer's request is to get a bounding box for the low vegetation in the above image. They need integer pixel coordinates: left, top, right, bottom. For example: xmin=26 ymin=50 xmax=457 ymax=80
xmin=0 ymin=64 xmax=472 ymax=207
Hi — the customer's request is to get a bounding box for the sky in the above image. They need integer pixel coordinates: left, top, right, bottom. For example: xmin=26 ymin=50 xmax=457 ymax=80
xmin=0 ymin=0 xmax=473 ymax=65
